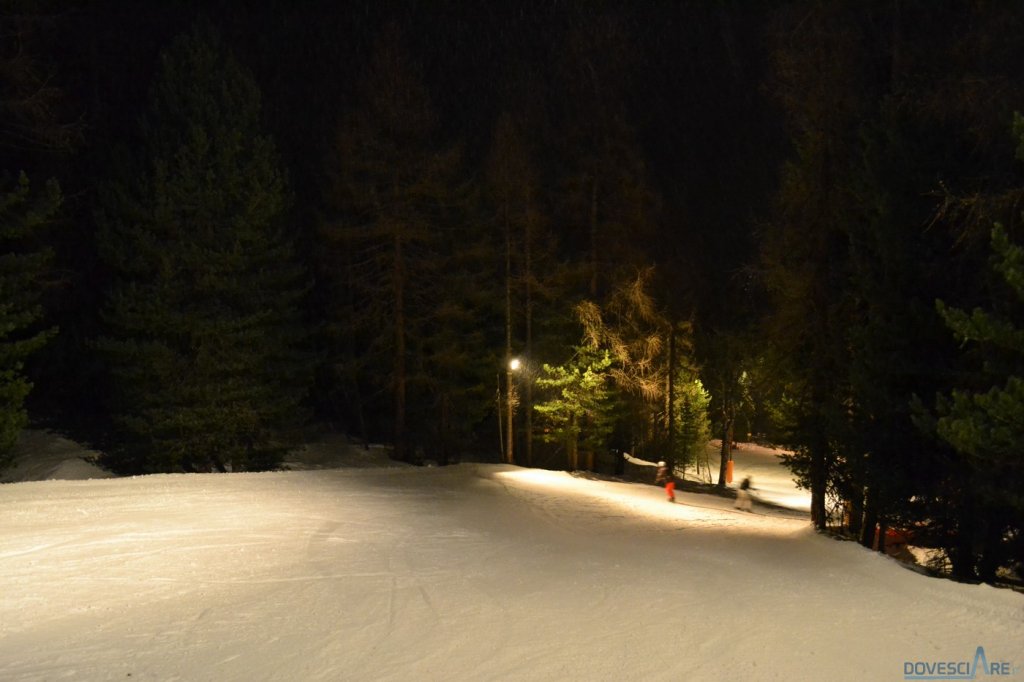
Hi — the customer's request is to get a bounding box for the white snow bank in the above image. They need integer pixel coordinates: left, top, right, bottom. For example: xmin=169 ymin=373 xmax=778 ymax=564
xmin=1 ymin=430 xmax=114 ymax=483
xmin=1 ymin=430 xmax=404 ymax=484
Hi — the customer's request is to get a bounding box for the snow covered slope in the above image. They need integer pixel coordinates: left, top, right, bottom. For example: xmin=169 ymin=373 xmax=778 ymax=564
xmin=1 ymin=461 xmax=1020 ymax=681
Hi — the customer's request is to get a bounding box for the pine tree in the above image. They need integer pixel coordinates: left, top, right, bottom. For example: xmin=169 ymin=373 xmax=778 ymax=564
xmin=838 ymin=95 xmax=974 ymax=550
xmin=935 ymin=209 xmax=1024 ymax=580
xmin=761 ymin=2 xmax=874 ymax=528
xmin=0 ymin=5 xmax=75 ymax=468
xmin=0 ymin=173 xmax=59 ymax=465
xmin=673 ymin=372 xmax=711 ymax=477
xmin=320 ymin=24 xmax=473 ymax=463
xmin=96 ymin=20 xmax=308 ymax=473
xmin=411 ymin=187 xmax=495 ymax=466
xmin=533 ymin=347 xmax=614 ymax=471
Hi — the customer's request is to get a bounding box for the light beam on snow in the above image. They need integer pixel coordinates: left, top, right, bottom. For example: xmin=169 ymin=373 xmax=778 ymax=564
xmin=491 ymin=467 xmax=806 ymax=534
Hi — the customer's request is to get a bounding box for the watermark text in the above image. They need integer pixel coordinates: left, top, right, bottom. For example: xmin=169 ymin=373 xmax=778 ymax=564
xmin=904 ymin=647 xmax=1018 ymax=680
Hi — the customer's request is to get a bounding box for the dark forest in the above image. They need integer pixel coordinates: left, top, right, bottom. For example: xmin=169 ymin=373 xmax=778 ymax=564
xmin=2 ymin=0 xmax=1024 ymax=584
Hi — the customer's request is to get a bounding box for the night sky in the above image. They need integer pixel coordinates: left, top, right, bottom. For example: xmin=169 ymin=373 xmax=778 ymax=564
xmin=43 ymin=1 xmax=784 ymax=274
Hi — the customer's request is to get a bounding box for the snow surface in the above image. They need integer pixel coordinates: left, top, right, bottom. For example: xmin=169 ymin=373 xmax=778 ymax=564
xmin=1 ymin=432 xmax=1022 ymax=681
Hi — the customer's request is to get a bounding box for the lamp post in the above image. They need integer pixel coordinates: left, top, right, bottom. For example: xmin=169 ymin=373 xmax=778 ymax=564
xmin=506 ymin=357 xmax=521 ymax=464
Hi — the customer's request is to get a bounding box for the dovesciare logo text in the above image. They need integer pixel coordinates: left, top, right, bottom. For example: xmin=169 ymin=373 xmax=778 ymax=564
xmin=904 ymin=646 xmax=1018 ymax=680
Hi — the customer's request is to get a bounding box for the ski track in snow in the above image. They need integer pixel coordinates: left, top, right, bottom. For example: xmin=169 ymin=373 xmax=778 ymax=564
xmin=0 ymin=461 xmax=1021 ymax=681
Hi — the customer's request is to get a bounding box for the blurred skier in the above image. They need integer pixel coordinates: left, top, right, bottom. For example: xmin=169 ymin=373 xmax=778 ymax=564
xmin=655 ymin=461 xmax=675 ymax=503
xmin=735 ymin=476 xmax=753 ymax=512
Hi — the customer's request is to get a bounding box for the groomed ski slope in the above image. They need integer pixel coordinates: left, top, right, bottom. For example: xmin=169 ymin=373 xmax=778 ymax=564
xmin=0 ymin=442 xmax=1021 ymax=681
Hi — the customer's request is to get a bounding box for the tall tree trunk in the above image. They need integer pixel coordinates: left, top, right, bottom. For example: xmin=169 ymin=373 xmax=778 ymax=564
xmin=717 ymin=412 xmax=732 ymax=488
xmin=524 ymin=191 xmax=534 ymax=467
xmin=438 ymin=393 xmax=450 ymax=466
xmin=393 ymin=231 xmax=407 ymax=462
xmin=345 ymin=380 xmax=369 ymax=450
xmin=344 ymin=250 xmax=370 ymax=449
xmin=978 ymin=519 xmax=1002 ymax=584
xmin=505 ymin=203 xmax=515 ymax=465
xmin=889 ymin=0 xmax=902 ymax=87
xmin=589 ymin=179 xmax=599 ymax=298
xmin=950 ymin=494 xmax=977 ymax=581
xmin=496 ymin=375 xmax=505 ymax=461
xmin=569 ymin=414 xmax=578 ymax=470
xmin=667 ymin=327 xmax=676 ymax=473
xmin=848 ymin=486 xmax=864 ymax=539
xmin=860 ymin=485 xmax=878 ymax=548
xmin=810 ymin=436 xmax=828 ymax=531
xmin=505 ymin=373 xmax=516 ymax=465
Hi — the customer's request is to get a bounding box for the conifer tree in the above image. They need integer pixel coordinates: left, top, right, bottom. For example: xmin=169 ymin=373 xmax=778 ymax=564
xmin=410 ymin=183 xmax=495 ymax=465
xmin=673 ymin=372 xmax=711 ymax=477
xmin=932 ymin=224 xmax=1024 ymax=580
xmin=320 ymin=24 xmax=470 ymax=463
xmin=934 ymin=126 xmax=1024 ymax=579
xmin=0 ymin=5 xmax=74 ymax=468
xmin=96 ymin=20 xmax=308 ymax=473
xmin=838 ymin=99 xmax=973 ymax=550
xmin=0 ymin=173 xmax=59 ymax=465
xmin=533 ymin=347 xmax=614 ymax=471
xmin=761 ymin=2 xmax=872 ymax=528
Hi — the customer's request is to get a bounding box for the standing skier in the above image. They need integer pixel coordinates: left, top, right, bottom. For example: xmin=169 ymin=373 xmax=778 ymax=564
xmin=655 ymin=461 xmax=675 ymax=503
xmin=735 ymin=476 xmax=753 ymax=512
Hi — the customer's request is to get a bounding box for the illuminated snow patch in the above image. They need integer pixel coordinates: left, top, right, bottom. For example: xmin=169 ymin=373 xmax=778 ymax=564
xmin=490 ymin=466 xmax=804 ymax=534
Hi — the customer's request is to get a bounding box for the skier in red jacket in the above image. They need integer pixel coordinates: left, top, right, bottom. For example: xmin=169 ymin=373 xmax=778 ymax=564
xmin=655 ymin=461 xmax=675 ymax=503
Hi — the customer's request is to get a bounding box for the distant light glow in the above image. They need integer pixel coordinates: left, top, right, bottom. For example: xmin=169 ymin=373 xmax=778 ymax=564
xmin=509 ymin=357 xmax=521 ymax=371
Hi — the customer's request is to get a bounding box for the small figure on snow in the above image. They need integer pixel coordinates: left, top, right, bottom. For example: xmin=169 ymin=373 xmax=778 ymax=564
xmin=735 ymin=476 xmax=753 ymax=512
xmin=655 ymin=461 xmax=675 ymax=503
